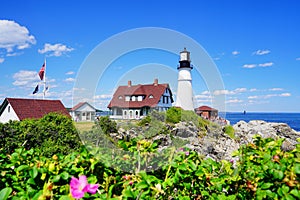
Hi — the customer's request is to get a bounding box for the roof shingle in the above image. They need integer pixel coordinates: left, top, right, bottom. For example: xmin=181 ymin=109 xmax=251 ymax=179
xmin=3 ymin=98 xmax=70 ymax=120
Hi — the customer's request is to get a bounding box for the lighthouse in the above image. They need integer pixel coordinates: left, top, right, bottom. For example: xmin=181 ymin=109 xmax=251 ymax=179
xmin=175 ymin=48 xmax=194 ymax=110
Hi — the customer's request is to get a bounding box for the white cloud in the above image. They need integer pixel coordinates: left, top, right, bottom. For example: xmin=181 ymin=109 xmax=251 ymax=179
xmin=243 ymin=64 xmax=257 ymax=69
xmin=64 ymin=78 xmax=75 ymax=82
xmin=279 ymin=93 xmax=291 ymax=97
xmin=296 ymin=58 xmax=300 ymax=61
xmin=213 ymin=88 xmax=247 ymax=96
xmin=213 ymin=90 xmax=234 ymax=95
xmin=226 ymin=99 xmax=243 ymax=104
xmin=0 ymin=58 xmax=4 ymax=63
xmin=38 ymin=43 xmax=74 ymax=56
xmin=234 ymin=88 xmax=247 ymax=93
xmin=0 ymin=20 xmax=36 ymax=53
xmin=258 ymin=62 xmax=273 ymax=67
xmin=269 ymin=88 xmax=283 ymax=91
xmin=201 ymin=91 xmax=210 ymax=95
xmin=243 ymin=62 xmax=273 ymax=69
xmin=232 ymin=51 xmax=240 ymax=55
xmin=13 ymin=70 xmax=39 ymax=87
xmin=250 ymin=88 xmax=257 ymax=92
xmin=94 ymin=94 xmax=112 ymax=100
xmin=248 ymin=95 xmax=258 ymax=99
xmin=253 ymin=49 xmax=270 ymax=55
xmin=66 ymin=71 xmax=75 ymax=75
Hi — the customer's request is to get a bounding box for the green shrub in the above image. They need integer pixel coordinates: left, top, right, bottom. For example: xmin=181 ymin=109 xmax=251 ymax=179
xmin=137 ymin=115 xmax=151 ymax=126
xmin=0 ymin=136 xmax=300 ymax=199
xmin=0 ymin=113 xmax=81 ymax=156
xmin=95 ymin=116 xmax=117 ymax=135
xmin=166 ymin=107 xmax=182 ymax=124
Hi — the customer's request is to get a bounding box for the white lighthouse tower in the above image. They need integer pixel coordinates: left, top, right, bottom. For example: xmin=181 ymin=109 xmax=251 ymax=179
xmin=175 ymin=48 xmax=194 ymax=110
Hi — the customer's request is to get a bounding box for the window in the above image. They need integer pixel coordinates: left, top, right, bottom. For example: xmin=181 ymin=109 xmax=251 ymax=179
xmin=118 ymin=95 xmax=123 ymax=99
xmin=137 ymin=96 xmax=143 ymax=101
xmin=125 ymin=96 xmax=130 ymax=101
xmin=149 ymin=95 xmax=153 ymax=98
xmin=8 ymin=106 xmax=10 ymax=113
xmin=132 ymin=96 xmax=136 ymax=101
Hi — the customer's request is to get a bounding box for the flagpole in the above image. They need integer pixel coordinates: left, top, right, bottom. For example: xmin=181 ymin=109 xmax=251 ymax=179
xmin=43 ymin=58 xmax=46 ymax=99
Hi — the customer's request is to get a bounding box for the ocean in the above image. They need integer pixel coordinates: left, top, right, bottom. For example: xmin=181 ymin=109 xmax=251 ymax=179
xmin=221 ymin=112 xmax=300 ymax=132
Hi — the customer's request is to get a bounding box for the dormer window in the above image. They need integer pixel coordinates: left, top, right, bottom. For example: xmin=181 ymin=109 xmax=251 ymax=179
xmin=118 ymin=95 xmax=123 ymax=100
xmin=125 ymin=96 xmax=130 ymax=101
xmin=132 ymin=96 xmax=136 ymax=101
xmin=149 ymin=95 xmax=153 ymax=98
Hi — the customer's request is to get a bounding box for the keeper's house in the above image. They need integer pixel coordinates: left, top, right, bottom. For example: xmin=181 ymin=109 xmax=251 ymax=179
xmin=0 ymin=98 xmax=70 ymax=123
xmin=107 ymin=79 xmax=174 ymax=119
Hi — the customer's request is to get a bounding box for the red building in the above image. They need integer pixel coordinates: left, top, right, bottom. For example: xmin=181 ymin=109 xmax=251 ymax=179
xmin=195 ymin=105 xmax=218 ymax=119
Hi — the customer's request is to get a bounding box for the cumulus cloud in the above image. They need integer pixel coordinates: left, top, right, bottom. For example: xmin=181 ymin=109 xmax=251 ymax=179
xmin=243 ymin=64 xmax=257 ymax=69
xmin=232 ymin=51 xmax=240 ymax=55
xmin=38 ymin=43 xmax=74 ymax=56
xmin=258 ymin=62 xmax=273 ymax=67
xmin=213 ymin=88 xmax=247 ymax=95
xmin=13 ymin=70 xmax=39 ymax=87
xmin=0 ymin=20 xmax=36 ymax=53
xmin=253 ymin=49 xmax=270 ymax=55
xmin=0 ymin=58 xmax=4 ymax=63
xmin=248 ymin=93 xmax=291 ymax=99
xmin=243 ymin=62 xmax=273 ymax=69
xmin=296 ymin=58 xmax=300 ymax=61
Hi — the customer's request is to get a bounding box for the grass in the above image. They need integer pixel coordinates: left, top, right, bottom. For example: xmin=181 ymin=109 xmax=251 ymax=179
xmin=75 ymin=121 xmax=95 ymax=132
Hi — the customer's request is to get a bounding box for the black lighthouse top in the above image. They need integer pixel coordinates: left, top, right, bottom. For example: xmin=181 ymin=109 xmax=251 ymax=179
xmin=178 ymin=48 xmax=193 ymax=69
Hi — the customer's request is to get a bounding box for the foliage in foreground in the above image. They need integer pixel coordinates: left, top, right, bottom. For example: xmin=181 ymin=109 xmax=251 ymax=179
xmin=1 ymin=136 xmax=300 ymax=199
xmin=0 ymin=113 xmax=82 ymax=157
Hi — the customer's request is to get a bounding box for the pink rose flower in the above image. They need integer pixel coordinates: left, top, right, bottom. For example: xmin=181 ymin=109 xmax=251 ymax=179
xmin=70 ymin=175 xmax=99 ymax=199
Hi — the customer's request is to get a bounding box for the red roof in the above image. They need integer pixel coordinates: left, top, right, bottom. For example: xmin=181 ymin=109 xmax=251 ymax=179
xmin=107 ymin=83 xmax=173 ymax=108
xmin=195 ymin=106 xmax=218 ymax=111
xmin=1 ymin=98 xmax=70 ymax=120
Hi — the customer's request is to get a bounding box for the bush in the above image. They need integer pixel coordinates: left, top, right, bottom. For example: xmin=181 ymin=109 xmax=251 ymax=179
xmin=95 ymin=116 xmax=117 ymax=135
xmin=0 ymin=113 xmax=81 ymax=156
xmin=0 ymin=136 xmax=300 ymax=199
xmin=166 ymin=107 xmax=182 ymax=124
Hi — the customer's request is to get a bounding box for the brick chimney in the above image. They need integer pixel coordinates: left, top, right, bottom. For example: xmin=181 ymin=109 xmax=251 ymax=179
xmin=154 ymin=78 xmax=158 ymax=86
xmin=128 ymin=80 xmax=132 ymax=87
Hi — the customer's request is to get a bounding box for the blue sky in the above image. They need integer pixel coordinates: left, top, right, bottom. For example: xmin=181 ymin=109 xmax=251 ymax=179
xmin=0 ymin=0 xmax=300 ymax=112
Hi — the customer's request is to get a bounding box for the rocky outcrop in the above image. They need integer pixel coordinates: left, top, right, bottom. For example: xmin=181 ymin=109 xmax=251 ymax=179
xmin=233 ymin=120 xmax=300 ymax=151
xmin=112 ymin=120 xmax=300 ymax=162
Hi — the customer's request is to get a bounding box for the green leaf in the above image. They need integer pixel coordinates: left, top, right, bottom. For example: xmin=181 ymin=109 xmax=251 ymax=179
xmin=16 ymin=165 xmax=28 ymax=172
xmin=294 ymin=164 xmax=300 ymax=174
xmin=291 ymin=189 xmax=300 ymax=198
xmin=30 ymin=166 xmax=38 ymax=179
xmin=261 ymin=182 xmax=273 ymax=189
xmin=60 ymin=171 xmax=69 ymax=180
xmin=59 ymin=195 xmax=73 ymax=200
xmin=136 ymin=181 xmax=148 ymax=189
xmin=32 ymin=191 xmax=43 ymax=200
xmin=52 ymin=174 xmax=61 ymax=182
xmin=26 ymin=177 xmax=36 ymax=185
xmin=273 ymin=170 xmax=284 ymax=180
xmin=0 ymin=187 xmax=12 ymax=200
